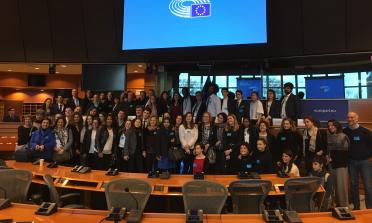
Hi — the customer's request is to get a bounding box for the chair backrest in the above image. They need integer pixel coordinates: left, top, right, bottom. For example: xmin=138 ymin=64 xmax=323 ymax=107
xmin=43 ymin=174 xmax=60 ymax=206
xmin=182 ymin=180 xmax=228 ymax=214
xmin=284 ymin=177 xmax=321 ymax=213
xmin=105 ymin=178 xmax=152 ymax=211
xmin=229 ymin=180 xmax=272 ymax=214
xmin=0 ymin=169 xmax=32 ymax=203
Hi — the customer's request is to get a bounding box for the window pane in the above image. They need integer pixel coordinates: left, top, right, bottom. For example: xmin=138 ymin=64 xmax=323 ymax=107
xmin=312 ymin=74 xmax=325 ymax=77
xmin=345 ymin=87 xmax=359 ymax=99
xmin=297 ymin=75 xmax=309 ymax=87
xmin=179 ymin=73 xmax=189 ymax=87
xmin=228 ymin=76 xmax=239 ymax=88
xmin=270 ymin=88 xmax=282 ymax=99
xmin=202 ymin=76 xmax=213 ymax=85
xmin=215 ymin=76 xmax=227 ymax=87
xmin=344 ymin=72 xmax=359 ymax=87
xmin=328 ymin=73 xmax=341 ymax=76
xmin=262 ymin=75 xmax=267 ymax=87
xmin=361 ymin=72 xmax=369 ymax=86
xmin=297 ymin=88 xmax=306 ymax=99
xmin=268 ymin=76 xmax=281 ymax=87
xmin=283 ymin=75 xmax=296 ymax=87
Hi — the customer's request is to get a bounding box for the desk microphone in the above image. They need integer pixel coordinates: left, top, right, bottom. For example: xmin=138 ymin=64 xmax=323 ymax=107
xmin=282 ymin=187 xmax=303 ymax=223
xmin=125 ymin=187 xmax=143 ymax=223
xmin=0 ymin=186 xmax=11 ymax=210
xmin=125 ymin=187 xmax=138 ymax=210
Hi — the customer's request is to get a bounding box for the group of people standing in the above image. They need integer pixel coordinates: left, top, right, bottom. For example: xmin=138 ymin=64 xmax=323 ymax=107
xmin=14 ymin=82 xmax=372 ymax=210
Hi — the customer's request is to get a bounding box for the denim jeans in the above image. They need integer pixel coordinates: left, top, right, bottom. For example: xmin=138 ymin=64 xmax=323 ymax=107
xmin=348 ymin=158 xmax=372 ymax=209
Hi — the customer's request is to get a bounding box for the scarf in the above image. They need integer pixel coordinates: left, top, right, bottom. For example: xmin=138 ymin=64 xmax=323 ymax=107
xmin=327 ymin=132 xmax=349 ymax=151
xmin=38 ymin=128 xmax=50 ymax=145
xmin=303 ymin=127 xmax=318 ymax=154
xmin=309 ymin=168 xmax=328 ymax=178
xmin=55 ymin=127 xmax=68 ymax=148
xmin=216 ymin=123 xmax=225 ymax=150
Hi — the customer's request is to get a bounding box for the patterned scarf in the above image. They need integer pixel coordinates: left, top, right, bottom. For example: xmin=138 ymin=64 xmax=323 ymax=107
xmin=54 ymin=127 xmax=68 ymax=148
xmin=303 ymin=127 xmax=318 ymax=154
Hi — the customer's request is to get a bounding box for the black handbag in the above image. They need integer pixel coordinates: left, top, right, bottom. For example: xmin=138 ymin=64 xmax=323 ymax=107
xmin=14 ymin=147 xmax=38 ymax=162
xmin=168 ymin=147 xmax=186 ymax=162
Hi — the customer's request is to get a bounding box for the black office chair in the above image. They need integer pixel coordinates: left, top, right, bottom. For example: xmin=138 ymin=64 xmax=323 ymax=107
xmin=0 ymin=169 xmax=33 ymax=203
xmin=229 ymin=180 xmax=272 ymax=214
xmin=278 ymin=177 xmax=321 ymax=213
xmin=43 ymin=174 xmax=88 ymax=209
xmin=105 ymin=178 xmax=152 ymax=211
xmin=182 ymin=180 xmax=228 ymax=214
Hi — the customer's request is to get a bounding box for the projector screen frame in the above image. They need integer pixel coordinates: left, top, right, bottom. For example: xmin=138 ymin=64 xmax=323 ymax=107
xmin=305 ymin=76 xmax=345 ymax=99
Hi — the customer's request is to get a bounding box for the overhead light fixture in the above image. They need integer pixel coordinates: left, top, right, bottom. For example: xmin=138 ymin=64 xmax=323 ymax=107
xmin=138 ymin=65 xmax=143 ymax=67
xmin=56 ymin=72 xmax=59 ymax=74
xmin=134 ymin=71 xmax=138 ymax=72
xmin=40 ymin=90 xmax=44 ymax=92
xmin=35 ymin=67 xmax=39 ymax=70
xmin=16 ymin=89 xmax=19 ymax=90
xmin=61 ymin=65 xmax=66 ymax=68
xmin=7 ymin=70 xmax=12 ymax=71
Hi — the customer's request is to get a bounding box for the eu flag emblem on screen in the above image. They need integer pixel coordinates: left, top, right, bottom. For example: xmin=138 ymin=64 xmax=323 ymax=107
xmin=191 ymin=3 xmax=211 ymax=18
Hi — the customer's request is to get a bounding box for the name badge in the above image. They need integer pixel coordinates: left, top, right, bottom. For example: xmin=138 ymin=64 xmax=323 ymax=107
xmin=281 ymin=137 xmax=285 ymax=140
xmin=130 ymin=105 xmax=133 ymax=107
xmin=45 ymin=136 xmax=49 ymax=139
xmin=139 ymin=133 xmax=141 ymax=136
xmin=227 ymin=133 xmax=231 ymax=136
xmin=187 ymin=131 xmax=191 ymax=134
xmin=247 ymin=164 xmax=252 ymax=168
xmin=55 ymin=137 xmax=59 ymax=140
xmin=354 ymin=136 xmax=360 ymax=140
xmin=268 ymin=105 xmax=270 ymax=107
xmin=142 ymin=105 xmax=145 ymax=107
xmin=109 ymin=105 xmax=112 ymax=107
xmin=99 ymin=107 xmax=101 ymax=109
xmin=244 ymin=133 xmax=246 ymax=136
xmin=32 ymin=132 xmax=35 ymax=134
xmin=257 ymin=160 xmax=260 ymax=164
xmin=120 ymin=136 xmax=124 ymax=140
xmin=305 ymin=136 xmax=309 ymax=139
xmin=170 ymin=132 xmax=174 ymax=136
xmin=113 ymin=135 xmax=116 ymax=138
xmin=239 ymin=109 xmax=243 ymax=112
xmin=154 ymin=132 xmax=157 ymax=135
xmin=224 ymin=107 xmax=228 ymax=110
xmin=193 ymin=164 xmax=197 ymax=167
xmin=209 ymin=101 xmax=212 ymax=104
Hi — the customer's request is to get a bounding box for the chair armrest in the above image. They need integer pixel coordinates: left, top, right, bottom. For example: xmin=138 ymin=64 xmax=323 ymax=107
xmin=60 ymin=193 xmax=81 ymax=201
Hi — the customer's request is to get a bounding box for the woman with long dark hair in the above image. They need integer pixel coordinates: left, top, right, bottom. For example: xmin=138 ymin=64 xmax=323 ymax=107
xmin=52 ymin=117 xmax=73 ymax=164
xmin=118 ymin=120 xmax=136 ymax=172
xmin=81 ymin=117 xmax=101 ymax=169
xmin=215 ymin=112 xmax=227 ymax=174
xmin=281 ymin=149 xmax=299 ymax=176
xmin=86 ymin=106 xmax=99 ymax=119
xmin=95 ymin=114 xmax=117 ymax=170
xmin=67 ymin=112 xmax=84 ymax=165
xmin=179 ymin=112 xmax=199 ymax=174
xmin=158 ymin=91 xmax=171 ymax=118
xmin=170 ymin=92 xmax=182 ymax=122
xmin=79 ymin=115 xmax=93 ymax=166
xmin=41 ymin=98 xmax=53 ymax=117
xmin=256 ymin=120 xmax=276 ymax=156
xmin=173 ymin=114 xmax=183 ymax=173
xmin=262 ymin=89 xmax=280 ymax=125
xmin=156 ymin=117 xmax=176 ymax=173
xmin=127 ymin=118 xmax=145 ymax=173
xmin=241 ymin=117 xmax=257 ymax=151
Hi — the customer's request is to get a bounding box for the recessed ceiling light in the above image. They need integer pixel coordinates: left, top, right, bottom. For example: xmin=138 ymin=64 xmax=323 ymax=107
xmin=134 ymin=71 xmax=138 ymax=72
xmin=16 ymin=89 xmax=19 ymax=90
xmin=138 ymin=65 xmax=143 ymax=67
xmin=35 ymin=67 xmax=39 ymax=70
xmin=56 ymin=72 xmax=59 ymax=73
xmin=40 ymin=90 xmax=44 ymax=92
xmin=61 ymin=65 xmax=66 ymax=68
xmin=7 ymin=70 xmax=12 ymax=71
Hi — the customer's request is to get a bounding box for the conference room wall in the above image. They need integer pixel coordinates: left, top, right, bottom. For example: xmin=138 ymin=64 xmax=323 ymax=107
xmin=1 ymin=0 xmax=372 ymax=63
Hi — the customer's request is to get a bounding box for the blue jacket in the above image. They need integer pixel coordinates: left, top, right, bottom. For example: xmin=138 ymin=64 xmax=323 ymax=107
xmin=29 ymin=128 xmax=56 ymax=159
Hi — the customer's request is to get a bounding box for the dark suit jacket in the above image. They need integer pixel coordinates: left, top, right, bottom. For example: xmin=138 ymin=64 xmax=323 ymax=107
xmin=103 ymin=99 xmax=115 ymax=113
xmin=119 ymin=100 xmax=137 ymax=116
xmin=66 ymin=97 xmax=82 ymax=111
xmin=180 ymin=96 xmax=196 ymax=113
xmin=234 ymin=100 xmax=250 ymax=125
xmin=280 ymin=94 xmax=302 ymax=122
xmin=51 ymin=103 xmax=66 ymax=115
xmin=136 ymin=97 xmax=148 ymax=107
xmin=221 ymin=98 xmax=236 ymax=115
xmin=193 ymin=101 xmax=206 ymax=123
xmin=111 ymin=103 xmax=121 ymax=117
xmin=81 ymin=97 xmax=92 ymax=115
xmin=263 ymin=100 xmax=281 ymax=125
xmin=3 ymin=114 xmax=21 ymax=122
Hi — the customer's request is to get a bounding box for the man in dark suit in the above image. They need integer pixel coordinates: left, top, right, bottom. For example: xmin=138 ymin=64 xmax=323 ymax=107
xmin=136 ymin=91 xmax=148 ymax=107
xmin=181 ymin=87 xmax=196 ymax=115
xmin=81 ymin=89 xmax=92 ymax=115
xmin=234 ymin=90 xmax=250 ymax=125
xmin=120 ymin=91 xmax=137 ymax=116
xmin=3 ymin=107 xmax=21 ymax=122
xmin=221 ymin=88 xmax=236 ymax=115
xmin=280 ymin=82 xmax=302 ymax=123
xmin=192 ymin=91 xmax=206 ymax=124
xmin=51 ymin=94 xmax=66 ymax=115
xmin=66 ymin=89 xmax=82 ymax=112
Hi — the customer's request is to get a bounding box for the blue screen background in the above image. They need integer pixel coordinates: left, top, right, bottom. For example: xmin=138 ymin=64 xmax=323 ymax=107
xmin=237 ymin=79 xmax=262 ymax=98
xmin=306 ymin=78 xmax=345 ymax=99
xmin=122 ymin=0 xmax=267 ymax=50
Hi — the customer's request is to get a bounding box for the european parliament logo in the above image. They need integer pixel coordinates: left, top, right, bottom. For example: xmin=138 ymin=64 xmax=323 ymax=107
xmin=169 ymin=0 xmax=211 ymax=18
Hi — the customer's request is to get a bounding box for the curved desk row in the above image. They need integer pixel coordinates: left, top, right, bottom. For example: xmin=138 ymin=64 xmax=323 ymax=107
xmin=7 ymin=160 xmax=325 ymax=211
xmin=1 ymin=203 xmax=372 ymax=223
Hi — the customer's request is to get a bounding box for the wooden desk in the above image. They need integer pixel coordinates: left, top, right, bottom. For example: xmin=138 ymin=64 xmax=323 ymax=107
xmin=0 ymin=204 xmax=221 ymax=223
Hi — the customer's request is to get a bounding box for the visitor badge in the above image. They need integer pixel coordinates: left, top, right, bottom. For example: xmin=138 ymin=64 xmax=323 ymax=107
xmin=109 ymin=105 xmax=112 ymax=107
xmin=224 ymin=107 xmax=228 ymax=110
xmin=45 ymin=136 xmax=48 ymax=139
xmin=306 ymin=136 xmax=309 ymax=139
xmin=113 ymin=135 xmax=116 ymax=138
xmin=170 ymin=132 xmax=174 ymax=135
xmin=99 ymin=107 xmax=101 ymax=109
xmin=55 ymin=137 xmax=59 ymax=140
xmin=244 ymin=133 xmax=246 ymax=136
xmin=354 ymin=136 xmax=360 ymax=140
xmin=268 ymin=105 xmax=270 ymax=107
xmin=139 ymin=133 xmax=141 ymax=136
xmin=154 ymin=132 xmax=157 ymax=135
xmin=120 ymin=136 xmax=124 ymax=140
xmin=187 ymin=131 xmax=191 ymax=134
xmin=247 ymin=164 xmax=252 ymax=168
xmin=257 ymin=160 xmax=260 ymax=164
xmin=130 ymin=105 xmax=133 ymax=107
xmin=227 ymin=133 xmax=231 ymax=136
xmin=193 ymin=164 xmax=197 ymax=167
xmin=281 ymin=137 xmax=285 ymax=140
xmin=209 ymin=101 xmax=212 ymax=104
xmin=32 ymin=132 xmax=35 ymax=134
xmin=239 ymin=109 xmax=243 ymax=112
xmin=142 ymin=105 xmax=145 ymax=107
